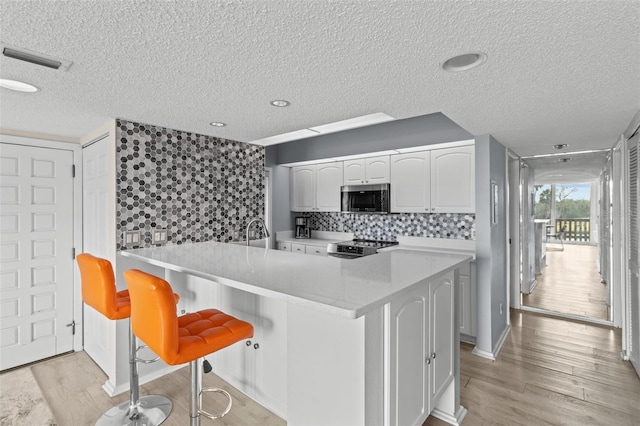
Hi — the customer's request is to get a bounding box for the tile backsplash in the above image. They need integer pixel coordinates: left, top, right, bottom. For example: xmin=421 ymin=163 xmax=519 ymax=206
xmin=303 ymin=212 xmax=475 ymax=241
xmin=116 ymin=119 xmax=265 ymax=250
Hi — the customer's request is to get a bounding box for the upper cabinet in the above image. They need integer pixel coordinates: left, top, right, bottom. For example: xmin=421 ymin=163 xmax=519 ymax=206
xmin=343 ymin=155 xmax=390 ymax=185
xmin=430 ymin=145 xmax=475 ymax=213
xmin=390 ymin=151 xmax=431 ymax=213
xmin=291 ymin=162 xmax=343 ymax=212
xmin=391 ymin=145 xmax=475 ymax=213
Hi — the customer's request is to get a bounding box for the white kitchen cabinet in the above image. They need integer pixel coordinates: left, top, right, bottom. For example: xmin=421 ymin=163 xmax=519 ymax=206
xmin=430 ymin=145 xmax=475 ymax=213
xmin=290 ymin=162 xmax=343 ymax=212
xmin=212 ymin=285 xmax=288 ymax=419
xmin=459 ymin=261 xmax=477 ymax=340
xmin=291 ymin=243 xmax=306 ymax=254
xmin=343 ymin=155 xmax=390 ymax=185
xmin=277 ymin=242 xmax=292 ymax=251
xmin=305 ymin=245 xmax=327 ymax=256
xmin=391 ymin=145 xmax=475 ymax=214
xmin=390 ymin=151 xmax=431 ymax=213
xmin=388 ymin=271 xmax=454 ymax=426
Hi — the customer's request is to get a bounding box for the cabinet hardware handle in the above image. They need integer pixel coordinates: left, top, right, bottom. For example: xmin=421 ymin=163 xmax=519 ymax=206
xmin=432 ymin=352 xmax=436 ymax=359
xmin=246 ymin=340 xmax=252 ymax=346
xmin=431 ymin=207 xmax=435 ymax=211
xmin=425 ymin=356 xmax=431 ymax=365
xmin=254 ymin=343 xmax=260 ymax=350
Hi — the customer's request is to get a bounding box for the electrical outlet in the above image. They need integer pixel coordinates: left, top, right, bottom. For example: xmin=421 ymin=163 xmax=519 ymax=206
xmin=124 ymin=230 xmax=141 ymax=248
xmin=471 ymin=227 xmax=476 ymax=239
xmin=249 ymin=229 xmax=256 ymax=239
xmin=152 ymin=228 xmax=168 ymax=245
xmin=233 ymin=230 xmax=240 ymax=241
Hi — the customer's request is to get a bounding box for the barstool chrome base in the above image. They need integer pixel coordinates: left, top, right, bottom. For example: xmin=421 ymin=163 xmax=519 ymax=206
xmin=97 ymin=395 xmax=172 ymax=426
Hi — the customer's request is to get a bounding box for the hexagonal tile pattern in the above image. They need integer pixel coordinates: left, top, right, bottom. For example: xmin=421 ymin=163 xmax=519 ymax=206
xmin=116 ymin=119 xmax=265 ymax=250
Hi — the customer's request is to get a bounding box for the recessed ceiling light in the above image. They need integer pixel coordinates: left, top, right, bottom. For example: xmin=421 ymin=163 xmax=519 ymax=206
xmin=0 ymin=78 xmax=38 ymax=92
xmin=270 ymin=99 xmax=290 ymax=107
xmin=209 ymin=122 xmax=226 ymax=127
xmin=442 ymin=52 xmax=487 ymax=72
xmin=553 ymin=144 xmax=568 ymax=150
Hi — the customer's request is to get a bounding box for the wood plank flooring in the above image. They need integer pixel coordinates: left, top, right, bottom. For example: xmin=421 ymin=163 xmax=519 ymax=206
xmin=424 ymin=310 xmax=640 ymax=426
xmin=8 ymin=309 xmax=639 ymax=425
xmin=522 ymin=243 xmax=609 ymax=320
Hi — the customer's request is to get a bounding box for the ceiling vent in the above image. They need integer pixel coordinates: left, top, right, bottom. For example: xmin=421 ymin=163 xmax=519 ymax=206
xmin=1 ymin=43 xmax=72 ymax=71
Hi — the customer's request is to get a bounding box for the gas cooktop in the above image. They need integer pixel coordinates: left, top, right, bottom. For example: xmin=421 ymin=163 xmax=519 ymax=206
xmin=327 ymin=239 xmax=399 ymax=259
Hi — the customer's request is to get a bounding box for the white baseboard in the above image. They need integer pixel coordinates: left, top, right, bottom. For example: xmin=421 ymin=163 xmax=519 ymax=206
xmin=431 ymin=405 xmax=468 ymax=426
xmin=102 ymin=364 xmax=185 ymax=397
xmin=471 ymin=324 xmax=511 ymax=360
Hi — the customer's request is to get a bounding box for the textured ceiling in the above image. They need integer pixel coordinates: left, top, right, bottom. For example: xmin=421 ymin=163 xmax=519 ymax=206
xmin=0 ymin=1 xmax=638 ymax=161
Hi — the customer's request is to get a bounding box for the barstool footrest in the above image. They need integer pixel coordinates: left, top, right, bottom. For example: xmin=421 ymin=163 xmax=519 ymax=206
xmin=198 ymin=387 xmax=232 ymax=420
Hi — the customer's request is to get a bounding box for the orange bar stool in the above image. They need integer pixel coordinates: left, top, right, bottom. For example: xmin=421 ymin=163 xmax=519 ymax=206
xmin=77 ymin=254 xmax=174 ymax=426
xmin=123 ymin=269 xmax=254 ymax=426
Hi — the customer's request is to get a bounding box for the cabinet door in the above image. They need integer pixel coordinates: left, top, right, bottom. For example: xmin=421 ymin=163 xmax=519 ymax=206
xmin=388 ymin=286 xmax=429 ymax=426
xmin=458 ymin=274 xmax=471 ymax=336
xmin=430 ymin=146 xmax=475 ymax=213
xmin=390 ymin=151 xmax=431 ymax=213
xmin=343 ymin=159 xmax=366 ymax=185
xmin=291 ymin=166 xmax=316 ymax=211
xmin=316 ymin=162 xmax=343 ymax=212
xmin=429 ymin=272 xmax=454 ymax=403
xmin=365 ymin=155 xmax=390 ymax=183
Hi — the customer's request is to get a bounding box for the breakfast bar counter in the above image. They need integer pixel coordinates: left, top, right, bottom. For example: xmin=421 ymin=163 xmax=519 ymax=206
xmin=119 ymin=241 xmax=470 ymax=426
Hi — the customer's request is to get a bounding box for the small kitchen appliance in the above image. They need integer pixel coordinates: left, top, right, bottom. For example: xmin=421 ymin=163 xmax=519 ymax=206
xmin=295 ymin=216 xmax=311 ymax=239
xmin=327 ymin=239 xmax=398 ymax=259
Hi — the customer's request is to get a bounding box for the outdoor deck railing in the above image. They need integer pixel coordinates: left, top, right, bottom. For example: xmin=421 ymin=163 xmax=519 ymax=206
xmin=553 ymin=218 xmax=590 ymax=242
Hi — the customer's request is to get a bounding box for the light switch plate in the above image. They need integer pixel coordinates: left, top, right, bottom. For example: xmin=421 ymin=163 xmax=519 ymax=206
xmin=124 ymin=230 xmax=141 ymax=248
xmin=152 ymin=228 xmax=168 ymax=245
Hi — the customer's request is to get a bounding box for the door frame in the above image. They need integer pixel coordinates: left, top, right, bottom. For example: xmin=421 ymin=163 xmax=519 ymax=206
xmin=0 ymin=134 xmax=83 ymax=352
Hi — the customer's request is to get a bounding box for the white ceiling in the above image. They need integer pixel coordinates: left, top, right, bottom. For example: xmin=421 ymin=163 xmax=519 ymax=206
xmin=1 ymin=1 xmax=638 ymax=161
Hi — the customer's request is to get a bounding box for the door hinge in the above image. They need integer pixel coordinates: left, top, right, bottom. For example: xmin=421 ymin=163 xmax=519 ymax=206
xmin=72 ymin=247 xmax=76 ymax=259
xmin=72 ymin=164 xmax=76 ymax=178
xmin=66 ymin=320 xmax=76 ymax=335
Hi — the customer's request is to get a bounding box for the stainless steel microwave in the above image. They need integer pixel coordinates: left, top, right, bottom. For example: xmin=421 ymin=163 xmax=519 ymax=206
xmin=341 ymin=183 xmax=390 ymax=214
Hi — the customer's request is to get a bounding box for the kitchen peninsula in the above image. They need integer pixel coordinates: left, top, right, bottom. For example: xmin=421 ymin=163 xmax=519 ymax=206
xmin=120 ymin=241 xmax=470 ymax=426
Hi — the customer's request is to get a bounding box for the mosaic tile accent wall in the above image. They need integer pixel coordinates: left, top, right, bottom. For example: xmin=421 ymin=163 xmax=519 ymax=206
xmin=116 ymin=119 xmax=265 ymax=250
xmin=304 ymin=212 xmax=475 ymax=241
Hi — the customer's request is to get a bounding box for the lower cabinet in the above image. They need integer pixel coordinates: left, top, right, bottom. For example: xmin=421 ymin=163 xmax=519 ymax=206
xmin=388 ymin=272 xmax=454 ymax=426
xmin=210 ymin=284 xmax=288 ymax=419
xmin=278 ymin=241 xmax=327 ymax=256
xmin=458 ymin=261 xmax=477 ymax=340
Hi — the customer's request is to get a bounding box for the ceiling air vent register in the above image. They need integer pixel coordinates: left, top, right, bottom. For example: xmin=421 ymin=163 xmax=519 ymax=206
xmin=1 ymin=43 xmax=73 ymax=71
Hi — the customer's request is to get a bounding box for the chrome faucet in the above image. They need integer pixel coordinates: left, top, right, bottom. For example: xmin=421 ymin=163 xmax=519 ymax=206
xmin=245 ymin=218 xmax=270 ymax=246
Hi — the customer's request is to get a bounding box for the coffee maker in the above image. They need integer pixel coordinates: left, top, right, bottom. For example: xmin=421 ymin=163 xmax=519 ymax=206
xmin=295 ymin=216 xmax=310 ymax=239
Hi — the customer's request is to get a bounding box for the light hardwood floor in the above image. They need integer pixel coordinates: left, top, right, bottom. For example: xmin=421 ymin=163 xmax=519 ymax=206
xmin=522 ymin=243 xmax=609 ymax=320
xmin=8 ymin=309 xmax=640 ymax=425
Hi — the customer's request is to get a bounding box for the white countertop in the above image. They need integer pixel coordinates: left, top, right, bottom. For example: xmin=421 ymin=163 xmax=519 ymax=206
xmin=120 ymin=241 xmax=470 ymax=319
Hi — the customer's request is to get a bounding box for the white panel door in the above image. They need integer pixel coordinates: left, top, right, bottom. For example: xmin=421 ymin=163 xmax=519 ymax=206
xmin=627 ymin=135 xmax=639 ymax=375
xmin=82 ymin=138 xmax=113 ymax=372
xmin=390 ymin=151 xmax=431 ymax=213
xmin=430 ymin=273 xmax=454 ymax=403
xmin=0 ymin=143 xmax=74 ymax=370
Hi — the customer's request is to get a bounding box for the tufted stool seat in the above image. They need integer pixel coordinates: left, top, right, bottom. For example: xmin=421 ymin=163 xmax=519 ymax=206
xmin=124 ymin=269 xmax=254 ymax=426
xmin=77 ymin=254 xmax=179 ymax=426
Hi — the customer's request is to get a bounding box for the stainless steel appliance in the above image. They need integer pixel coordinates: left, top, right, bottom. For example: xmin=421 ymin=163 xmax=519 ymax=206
xmin=341 ymin=183 xmax=390 ymax=214
xmin=327 ymin=239 xmax=398 ymax=259
xmin=295 ymin=216 xmax=311 ymax=239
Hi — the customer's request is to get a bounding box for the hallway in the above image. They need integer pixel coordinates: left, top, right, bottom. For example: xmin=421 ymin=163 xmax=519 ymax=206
xmin=523 ymin=243 xmax=609 ymax=320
